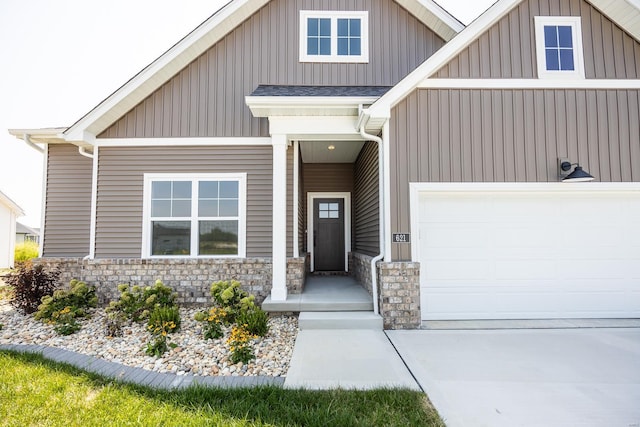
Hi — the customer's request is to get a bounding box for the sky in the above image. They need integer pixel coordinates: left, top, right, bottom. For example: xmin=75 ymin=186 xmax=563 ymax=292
xmin=0 ymin=0 xmax=495 ymax=228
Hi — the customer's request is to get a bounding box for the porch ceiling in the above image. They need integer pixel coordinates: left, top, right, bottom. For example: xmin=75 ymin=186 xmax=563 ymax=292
xmin=299 ymin=140 xmax=365 ymax=163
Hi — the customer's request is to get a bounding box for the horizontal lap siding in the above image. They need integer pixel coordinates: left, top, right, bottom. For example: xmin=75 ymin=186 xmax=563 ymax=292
xmin=354 ymin=141 xmax=379 ymax=256
xmin=96 ymin=146 xmax=273 ymax=258
xmin=390 ymin=88 xmax=640 ymax=260
xmin=435 ymin=0 xmax=640 ymax=78
xmin=99 ymin=0 xmax=445 ymax=138
xmin=43 ymin=144 xmax=92 ymax=257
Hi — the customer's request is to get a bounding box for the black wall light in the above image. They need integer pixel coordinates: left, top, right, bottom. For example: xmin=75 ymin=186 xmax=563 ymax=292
xmin=558 ymin=159 xmax=595 ymax=182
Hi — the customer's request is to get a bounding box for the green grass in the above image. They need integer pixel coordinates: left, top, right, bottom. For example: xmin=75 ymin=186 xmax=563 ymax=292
xmin=0 ymin=351 xmax=443 ymax=427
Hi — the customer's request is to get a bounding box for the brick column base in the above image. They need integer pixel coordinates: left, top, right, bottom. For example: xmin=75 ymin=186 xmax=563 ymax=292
xmin=377 ymin=262 xmax=420 ymax=329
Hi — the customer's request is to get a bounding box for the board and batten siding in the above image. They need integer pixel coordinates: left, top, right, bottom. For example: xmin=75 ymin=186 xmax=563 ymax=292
xmin=389 ymin=88 xmax=640 ymax=261
xmin=353 ymin=141 xmax=379 ymax=256
xmin=95 ymin=145 xmax=296 ymax=258
xmin=99 ymin=0 xmax=446 ymax=139
xmin=435 ymin=0 xmax=640 ymax=79
xmin=43 ymin=144 xmax=92 ymax=257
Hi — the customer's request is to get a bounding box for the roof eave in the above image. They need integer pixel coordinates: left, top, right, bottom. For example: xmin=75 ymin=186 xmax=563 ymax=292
xmin=0 ymin=191 xmax=25 ymax=216
xmin=246 ymin=95 xmax=380 ymax=117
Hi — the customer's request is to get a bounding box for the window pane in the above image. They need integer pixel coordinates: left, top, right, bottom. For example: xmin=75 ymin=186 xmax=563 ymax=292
xmin=199 ymin=181 xmax=218 ymax=198
xmin=199 ymin=221 xmax=238 ymax=255
xmin=559 ymin=49 xmax=575 ymax=70
xmin=219 ymin=181 xmax=238 ymax=198
xmin=151 ymin=200 xmax=171 ymax=217
xmin=557 ymin=26 xmax=572 ymax=48
xmin=329 ymin=211 xmax=339 ymax=219
xmin=319 ymin=211 xmax=329 ymax=218
xmin=330 ymin=203 xmax=339 ymax=210
xmin=319 ymin=38 xmax=331 ymax=55
xmin=319 ymin=203 xmax=329 ymax=211
xmin=172 ymin=200 xmax=191 ymax=217
xmin=152 ymin=221 xmax=190 ymax=255
xmin=199 ymin=200 xmax=218 ymax=217
xmin=350 ymin=38 xmax=361 ymax=56
xmin=219 ymin=200 xmax=239 ymax=216
xmin=152 ymin=181 xmax=171 ymax=199
xmin=308 ymin=37 xmax=318 ymax=55
xmin=350 ymin=19 xmax=361 ymax=37
xmin=337 ymin=18 xmax=349 ymax=37
xmin=319 ymin=18 xmax=331 ymax=36
xmin=545 ymin=49 xmax=560 ymax=70
xmin=544 ymin=25 xmax=558 ymax=47
xmin=337 ymin=37 xmax=349 ymax=55
xmin=172 ymin=181 xmax=191 ymax=199
xmin=308 ymin=18 xmax=318 ymax=36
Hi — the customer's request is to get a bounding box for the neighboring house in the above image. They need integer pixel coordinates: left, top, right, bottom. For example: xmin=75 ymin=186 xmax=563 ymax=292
xmin=15 ymin=222 xmax=40 ymax=245
xmin=9 ymin=0 xmax=640 ymax=327
xmin=0 ymin=190 xmax=24 ymax=269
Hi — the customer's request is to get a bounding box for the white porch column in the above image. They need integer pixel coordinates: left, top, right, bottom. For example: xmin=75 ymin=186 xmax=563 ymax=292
xmin=271 ymin=134 xmax=288 ymax=301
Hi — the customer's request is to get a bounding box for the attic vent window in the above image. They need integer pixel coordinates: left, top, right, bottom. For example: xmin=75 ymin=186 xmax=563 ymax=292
xmin=534 ymin=16 xmax=585 ymax=79
xmin=300 ymin=11 xmax=368 ymax=63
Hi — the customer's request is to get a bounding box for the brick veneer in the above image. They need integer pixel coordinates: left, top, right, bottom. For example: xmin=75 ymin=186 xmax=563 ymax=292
xmin=377 ymin=262 xmax=421 ymax=329
xmin=37 ymin=257 xmax=306 ymax=306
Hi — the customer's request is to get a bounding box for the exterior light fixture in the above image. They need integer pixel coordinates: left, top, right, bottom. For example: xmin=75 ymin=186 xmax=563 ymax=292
xmin=559 ymin=160 xmax=594 ymax=182
xmin=327 ymin=144 xmax=335 ymax=150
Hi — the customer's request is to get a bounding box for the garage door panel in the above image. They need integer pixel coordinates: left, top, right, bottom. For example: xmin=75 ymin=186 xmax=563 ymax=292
xmin=417 ymin=187 xmax=640 ymax=320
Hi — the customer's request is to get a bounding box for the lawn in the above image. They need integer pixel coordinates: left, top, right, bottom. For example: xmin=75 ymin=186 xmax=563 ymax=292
xmin=0 ymin=350 xmax=444 ymax=427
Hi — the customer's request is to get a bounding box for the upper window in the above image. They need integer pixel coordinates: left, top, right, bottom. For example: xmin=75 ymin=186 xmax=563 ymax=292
xmin=534 ymin=16 xmax=585 ymax=79
xmin=300 ymin=11 xmax=369 ymax=63
xmin=142 ymin=173 xmax=246 ymax=258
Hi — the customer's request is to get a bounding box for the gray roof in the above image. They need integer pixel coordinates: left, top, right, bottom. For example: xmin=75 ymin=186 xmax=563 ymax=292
xmin=16 ymin=222 xmax=39 ymax=236
xmin=250 ymin=85 xmax=393 ymax=97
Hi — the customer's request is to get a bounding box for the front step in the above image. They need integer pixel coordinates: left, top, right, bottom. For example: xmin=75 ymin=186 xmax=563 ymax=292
xmin=299 ymin=311 xmax=383 ymax=330
xmin=262 ymin=294 xmax=373 ymax=312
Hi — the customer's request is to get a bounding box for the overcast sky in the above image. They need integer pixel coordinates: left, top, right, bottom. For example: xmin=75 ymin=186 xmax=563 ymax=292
xmin=0 ymin=0 xmax=494 ymax=228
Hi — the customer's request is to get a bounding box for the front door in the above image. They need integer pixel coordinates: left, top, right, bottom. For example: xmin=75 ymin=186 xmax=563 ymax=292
xmin=313 ymin=198 xmax=345 ymax=271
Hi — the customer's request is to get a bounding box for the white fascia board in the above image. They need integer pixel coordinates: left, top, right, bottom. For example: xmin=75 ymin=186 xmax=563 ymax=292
xmin=395 ymin=0 xmax=464 ymax=41
xmin=64 ymin=0 xmax=270 ymax=142
xmin=368 ymin=0 xmax=522 ymax=119
xmin=246 ymin=96 xmax=379 ymax=117
xmin=268 ymin=116 xmax=363 ymax=137
xmin=96 ymin=137 xmax=272 ymax=147
xmin=409 ymin=182 xmax=640 ymax=193
xmin=8 ymin=128 xmax=67 ymax=145
xmin=417 ymin=78 xmax=640 ymax=89
xmin=588 ymin=0 xmax=640 ymax=42
xmin=0 ymin=191 xmax=24 ymax=216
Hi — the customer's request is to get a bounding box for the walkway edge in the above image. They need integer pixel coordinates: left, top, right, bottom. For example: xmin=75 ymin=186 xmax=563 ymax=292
xmin=0 ymin=344 xmax=285 ymax=389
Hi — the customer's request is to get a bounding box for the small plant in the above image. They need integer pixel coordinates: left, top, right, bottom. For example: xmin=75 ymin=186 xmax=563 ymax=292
xmin=194 ymin=307 xmax=228 ymax=340
xmin=14 ymin=241 xmax=39 ymax=262
xmin=0 ymin=323 xmax=3 ymax=331
xmin=104 ymin=311 xmax=126 ymax=337
xmin=236 ymin=308 xmax=269 ymax=337
xmin=145 ymin=306 xmax=180 ymax=357
xmin=107 ymin=280 xmax=177 ymax=322
xmin=35 ymin=279 xmax=97 ymax=335
xmin=3 ymin=261 xmax=60 ymax=314
xmin=227 ymin=325 xmax=257 ymax=364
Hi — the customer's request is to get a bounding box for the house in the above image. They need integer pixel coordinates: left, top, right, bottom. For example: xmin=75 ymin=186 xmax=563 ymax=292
xmin=0 ymin=190 xmax=24 ymax=269
xmin=9 ymin=0 xmax=640 ymax=328
xmin=15 ymin=222 xmax=40 ymax=245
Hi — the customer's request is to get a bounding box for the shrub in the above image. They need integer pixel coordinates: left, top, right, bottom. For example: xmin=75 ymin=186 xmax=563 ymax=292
xmin=34 ymin=279 xmax=97 ymax=335
xmin=107 ymin=280 xmax=176 ymax=322
xmin=145 ymin=306 xmax=180 ymax=357
xmin=236 ymin=308 xmax=269 ymax=337
xmin=3 ymin=262 xmax=60 ymax=314
xmin=194 ymin=307 xmax=228 ymax=340
xmin=104 ymin=311 xmax=126 ymax=337
xmin=227 ymin=325 xmax=257 ymax=364
xmin=14 ymin=241 xmax=39 ymax=262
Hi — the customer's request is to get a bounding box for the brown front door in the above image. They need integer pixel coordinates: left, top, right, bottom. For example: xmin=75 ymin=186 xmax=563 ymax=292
xmin=313 ymin=198 xmax=345 ymax=271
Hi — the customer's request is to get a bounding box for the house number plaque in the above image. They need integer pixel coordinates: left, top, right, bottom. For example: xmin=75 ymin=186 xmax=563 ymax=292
xmin=392 ymin=233 xmax=410 ymax=243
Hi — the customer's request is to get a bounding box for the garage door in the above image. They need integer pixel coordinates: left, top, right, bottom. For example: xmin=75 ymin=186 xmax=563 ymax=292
xmin=414 ymin=184 xmax=640 ymax=320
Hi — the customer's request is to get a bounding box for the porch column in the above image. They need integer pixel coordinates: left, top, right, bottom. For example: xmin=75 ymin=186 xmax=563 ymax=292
xmin=271 ymin=134 xmax=288 ymax=301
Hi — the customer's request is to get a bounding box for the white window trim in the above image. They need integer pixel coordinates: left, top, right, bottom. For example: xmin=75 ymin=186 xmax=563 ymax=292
xmin=299 ymin=10 xmax=369 ymax=63
xmin=142 ymin=173 xmax=247 ymax=259
xmin=534 ymin=16 xmax=585 ymax=80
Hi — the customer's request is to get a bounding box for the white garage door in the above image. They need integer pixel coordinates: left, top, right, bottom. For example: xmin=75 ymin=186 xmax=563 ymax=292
xmin=414 ymin=184 xmax=640 ymax=320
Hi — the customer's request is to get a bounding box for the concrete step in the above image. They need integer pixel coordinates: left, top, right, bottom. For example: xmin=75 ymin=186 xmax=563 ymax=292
xmin=262 ymin=294 xmax=373 ymax=312
xmin=298 ymin=311 xmax=383 ymax=330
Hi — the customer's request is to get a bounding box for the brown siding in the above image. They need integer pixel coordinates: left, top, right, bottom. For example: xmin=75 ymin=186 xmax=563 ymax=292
xmin=354 ymin=141 xmax=379 ymax=256
xmin=99 ymin=0 xmax=446 ymax=138
xmin=43 ymin=144 xmax=92 ymax=257
xmin=95 ymin=146 xmax=273 ymax=258
xmin=298 ymin=146 xmax=305 ymax=254
xmin=287 ymin=146 xmax=293 ymax=256
xmin=390 ymin=88 xmax=640 ymax=260
xmin=436 ymin=0 xmax=640 ymax=79
xmin=302 ymin=163 xmax=355 ymax=252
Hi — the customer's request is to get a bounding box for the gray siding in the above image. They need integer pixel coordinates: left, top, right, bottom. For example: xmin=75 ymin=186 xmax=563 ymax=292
xmin=302 ymin=163 xmax=355 ymax=252
xmin=298 ymin=147 xmax=305 ymax=254
xmin=95 ymin=146 xmax=274 ymax=258
xmin=436 ymin=0 xmax=640 ymax=79
xmin=287 ymin=146 xmax=293 ymax=257
xmin=99 ymin=0 xmax=446 ymax=138
xmin=354 ymin=141 xmax=379 ymax=256
xmin=390 ymin=88 xmax=640 ymax=260
xmin=43 ymin=144 xmax=92 ymax=257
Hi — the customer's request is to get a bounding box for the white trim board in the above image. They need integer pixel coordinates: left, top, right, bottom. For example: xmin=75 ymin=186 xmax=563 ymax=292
xmin=96 ymin=137 xmax=272 ymax=147
xmin=417 ymin=79 xmax=640 ymax=89
xmin=306 ymin=192 xmax=352 ymax=272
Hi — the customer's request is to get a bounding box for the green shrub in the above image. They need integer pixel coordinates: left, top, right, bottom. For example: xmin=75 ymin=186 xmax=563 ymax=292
xmin=107 ymin=280 xmax=176 ymax=322
xmin=3 ymin=261 xmax=60 ymax=314
xmin=14 ymin=241 xmax=39 ymax=262
xmin=35 ymin=279 xmax=97 ymax=335
xmin=145 ymin=306 xmax=181 ymax=357
xmin=227 ymin=325 xmax=257 ymax=364
xmin=236 ymin=308 xmax=269 ymax=337
xmin=194 ymin=307 xmax=228 ymax=340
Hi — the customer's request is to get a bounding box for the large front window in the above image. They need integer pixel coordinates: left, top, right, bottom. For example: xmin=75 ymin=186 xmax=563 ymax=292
xmin=143 ymin=174 xmax=246 ymax=258
xmin=300 ymin=11 xmax=368 ymax=63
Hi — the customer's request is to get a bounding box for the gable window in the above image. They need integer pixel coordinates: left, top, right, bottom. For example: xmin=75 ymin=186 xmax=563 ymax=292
xmin=534 ymin=16 xmax=584 ymax=79
xmin=142 ymin=173 xmax=246 ymax=258
xmin=300 ymin=11 xmax=368 ymax=63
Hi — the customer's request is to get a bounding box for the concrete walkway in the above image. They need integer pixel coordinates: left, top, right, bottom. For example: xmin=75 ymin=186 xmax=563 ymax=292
xmin=284 ymin=329 xmax=420 ymax=390
xmin=387 ymin=328 xmax=640 ymax=427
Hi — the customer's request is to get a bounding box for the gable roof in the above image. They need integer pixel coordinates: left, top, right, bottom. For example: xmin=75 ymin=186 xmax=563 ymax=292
xmin=0 ymin=190 xmax=24 ymax=216
xmin=365 ymin=0 xmax=640 ymax=124
xmin=63 ymin=0 xmax=463 ymax=145
xmin=16 ymin=222 xmax=39 ymax=236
